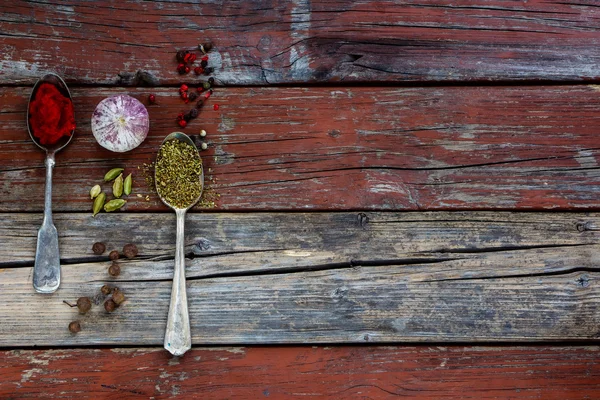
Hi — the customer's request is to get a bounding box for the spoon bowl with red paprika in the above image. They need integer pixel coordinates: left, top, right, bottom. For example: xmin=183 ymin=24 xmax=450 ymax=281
xmin=27 ymin=73 xmax=76 ymax=293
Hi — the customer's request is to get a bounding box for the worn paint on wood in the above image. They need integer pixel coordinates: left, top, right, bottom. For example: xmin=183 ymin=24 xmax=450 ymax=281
xmin=2 ymin=86 xmax=600 ymax=212
xmin=1 ymin=1 xmax=600 ymax=85
xmin=0 ymin=212 xmax=598 ymax=346
xmin=1 ymin=346 xmax=599 ymax=399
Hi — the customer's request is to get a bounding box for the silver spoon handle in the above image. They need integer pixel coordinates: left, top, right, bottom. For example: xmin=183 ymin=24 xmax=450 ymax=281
xmin=164 ymin=208 xmax=192 ymax=356
xmin=33 ymin=153 xmax=61 ymax=293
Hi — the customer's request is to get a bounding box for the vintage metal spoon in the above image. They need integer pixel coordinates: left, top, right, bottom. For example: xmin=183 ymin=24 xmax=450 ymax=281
xmin=27 ymin=73 xmax=75 ymax=293
xmin=156 ymin=132 xmax=204 ymax=356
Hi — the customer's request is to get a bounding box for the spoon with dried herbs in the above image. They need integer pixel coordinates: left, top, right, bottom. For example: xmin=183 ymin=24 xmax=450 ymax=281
xmin=155 ymin=132 xmax=203 ymax=356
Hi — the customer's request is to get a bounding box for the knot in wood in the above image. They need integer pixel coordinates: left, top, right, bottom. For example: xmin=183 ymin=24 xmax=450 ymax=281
xmin=331 ymin=286 xmax=348 ymax=301
xmin=194 ymin=238 xmax=212 ymax=252
xmin=576 ymin=275 xmax=590 ymax=288
xmin=576 ymin=221 xmax=598 ymax=232
xmin=357 ymin=213 xmax=369 ymax=229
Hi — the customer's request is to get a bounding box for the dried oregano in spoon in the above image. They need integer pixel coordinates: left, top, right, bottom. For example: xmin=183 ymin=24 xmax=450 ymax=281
xmin=155 ymin=139 xmax=203 ymax=209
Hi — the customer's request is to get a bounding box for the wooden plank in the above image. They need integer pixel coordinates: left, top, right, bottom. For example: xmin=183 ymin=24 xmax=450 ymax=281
xmin=2 ymin=1 xmax=600 ymax=85
xmin=3 ymin=85 xmax=600 ymax=212
xmin=0 ymin=212 xmax=599 ymax=346
xmin=1 ymin=346 xmax=599 ymax=399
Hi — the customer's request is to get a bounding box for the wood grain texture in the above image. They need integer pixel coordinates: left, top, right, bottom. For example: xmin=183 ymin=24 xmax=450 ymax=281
xmin=3 ymin=85 xmax=600 ymax=212
xmin=1 ymin=212 xmax=599 ymax=346
xmin=2 ymin=1 xmax=600 ymax=85
xmin=1 ymin=346 xmax=599 ymax=399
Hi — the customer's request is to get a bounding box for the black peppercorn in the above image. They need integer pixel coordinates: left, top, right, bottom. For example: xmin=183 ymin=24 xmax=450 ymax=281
xmin=204 ymin=67 xmax=214 ymax=75
xmin=183 ymin=112 xmax=192 ymax=122
xmin=122 ymin=243 xmax=138 ymax=259
xmin=189 ymin=108 xmax=199 ymax=119
xmin=196 ymin=99 xmax=205 ymax=109
xmin=109 ymin=250 xmax=119 ymax=261
xmin=92 ymin=242 xmax=106 ymax=255
xmin=101 ymin=285 xmax=112 ymax=296
xmin=188 ymin=92 xmax=197 ymax=102
xmin=176 ymin=50 xmax=189 ymax=63
xmin=200 ymin=60 xmax=208 ymax=68
xmin=208 ymin=77 xmax=215 ymax=85
xmin=108 ymin=262 xmax=121 ymax=277
xmin=190 ymin=134 xmax=202 ymax=148
xmin=76 ymin=297 xmax=92 ymax=313
xmin=68 ymin=321 xmax=81 ymax=333
xmin=104 ymin=299 xmax=117 ymax=312
xmin=112 ymin=289 xmax=126 ymax=305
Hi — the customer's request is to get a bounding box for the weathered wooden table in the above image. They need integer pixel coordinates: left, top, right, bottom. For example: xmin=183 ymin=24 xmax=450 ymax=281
xmin=1 ymin=1 xmax=600 ymax=398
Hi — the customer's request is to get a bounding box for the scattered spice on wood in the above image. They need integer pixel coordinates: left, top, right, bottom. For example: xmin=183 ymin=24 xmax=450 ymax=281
xmin=112 ymin=289 xmax=126 ymax=305
xmin=28 ymin=83 xmax=76 ymax=145
xmin=76 ymin=297 xmax=92 ymax=314
xmin=68 ymin=321 xmax=81 ymax=333
xmin=101 ymin=285 xmax=112 ymax=296
xmin=109 ymin=250 xmax=119 ymax=261
xmin=108 ymin=262 xmax=121 ymax=277
xmin=90 ymin=185 xmax=101 ymax=200
xmin=92 ymin=242 xmax=106 ymax=255
xmin=122 ymin=243 xmax=138 ymax=259
xmin=155 ymin=139 xmax=203 ymax=208
xmin=104 ymin=299 xmax=117 ymax=312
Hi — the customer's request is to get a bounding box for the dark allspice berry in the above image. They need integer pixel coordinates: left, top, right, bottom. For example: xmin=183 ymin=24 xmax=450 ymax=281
xmin=176 ymin=50 xmax=189 ymax=63
xmin=202 ymin=41 xmax=213 ymax=52
xmin=189 ymin=108 xmax=199 ymax=119
xmin=101 ymin=284 xmax=112 ymax=296
xmin=92 ymin=242 xmax=106 ymax=255
xmin=104 ymin=299 xmax=117 ymax=312
xmin=76 ymin=297 xmax=92 ymax=313
xmin=123 ymin=243 xmax=138 ymax=259
xmin=112 ymin=289 xmax=126 ymax=305
xmin=108 ymin=262 xmax=121 ymax=277
xmin=68 ymin=321 xmax=81 ymax=333
xmin=109 ymin=250 xmax=119 ymax=261
xmin=188 ymin=92 xmax=197 ymax=102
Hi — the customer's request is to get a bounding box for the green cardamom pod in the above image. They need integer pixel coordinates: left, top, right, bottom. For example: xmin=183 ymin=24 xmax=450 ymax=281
xmin=113 ymin=173 xmax=124 ymax=198
xmin=90 ymin=184 xmax=101 ymax=199
xmin=92 ymin=192 xmax=106 ymax=217
xmin=104 ymin=168 xmax=124 ymax=182
xmin=124 ymin=173 xmax=132 ymax=196
xmin=104 ymin=199 xmax=126 ymax=212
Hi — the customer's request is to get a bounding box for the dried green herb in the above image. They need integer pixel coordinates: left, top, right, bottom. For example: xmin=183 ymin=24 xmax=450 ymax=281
xmin=155 ymin=139 xmax=203 ymax=209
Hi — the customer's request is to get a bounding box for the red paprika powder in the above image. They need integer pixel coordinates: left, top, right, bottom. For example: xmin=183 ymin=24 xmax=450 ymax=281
xmin=29 ymin=83 xmax=75 ymax=145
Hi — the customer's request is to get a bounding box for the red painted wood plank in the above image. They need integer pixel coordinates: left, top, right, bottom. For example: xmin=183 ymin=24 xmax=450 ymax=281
xmin=2 ymin=85 xmax=600 ymax=212
xmin=0 ymin=346 xmax=598 ymax=399
xmin=1 ymin=1 xmax=600 ymax=85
